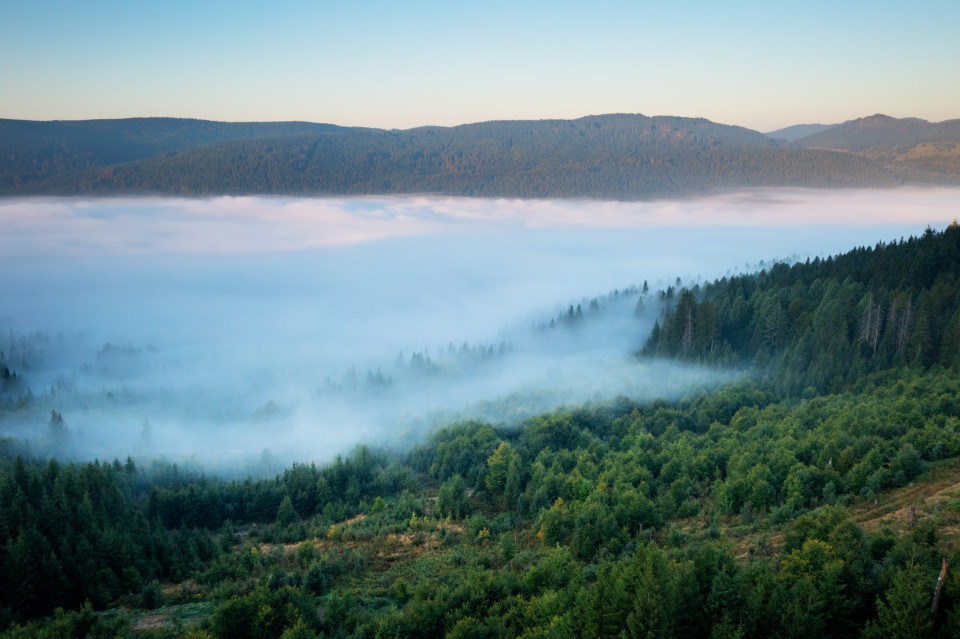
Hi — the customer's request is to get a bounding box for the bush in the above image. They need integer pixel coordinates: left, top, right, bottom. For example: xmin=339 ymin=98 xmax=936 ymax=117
xmin=304 ymin=563 xmax=333 ymax=596
xmin=141 ymin=581 xmax=162 ymax=610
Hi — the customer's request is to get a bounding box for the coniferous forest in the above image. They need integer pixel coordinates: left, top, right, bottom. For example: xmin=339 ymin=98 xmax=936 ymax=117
xmin=5 ymin=224 xmax=960 ymax=638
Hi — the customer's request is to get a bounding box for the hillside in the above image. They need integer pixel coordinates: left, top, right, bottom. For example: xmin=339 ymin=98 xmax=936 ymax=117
xmin=765 ymin=123 xmax=837 ymax=141
xmin=0 ymin=118 xmax=352 ymax=191
xmin=3 ymin=226 xmax=960 ymax=637
xmin=1 ymin=114 xmax=911 ymax=199
xmin=795 ymin=115 xmax=960 ymax=183
xmin=796 ymin=115 xmax=960 ymax=152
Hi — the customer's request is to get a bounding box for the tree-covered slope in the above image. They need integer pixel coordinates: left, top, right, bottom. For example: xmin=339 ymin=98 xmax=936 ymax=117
xmin=645 ymin=222 xmax=960 ymax=391
xmin=2 ymin=114 xmax=908 ymax=198
xmin=0 ymin=118 xmax=351 ymax=191
xmin=796 ymin=115 xmax=960 ymax=153
xmin=765 ymin=123 xmax=837 ymax=142
xmin=794 ymin=115 xmax=960 ymax=184
xmin=5 ymin=226 xmax=960 ymax=637
xmin=3 ymin=371 xmax=960 ymax=637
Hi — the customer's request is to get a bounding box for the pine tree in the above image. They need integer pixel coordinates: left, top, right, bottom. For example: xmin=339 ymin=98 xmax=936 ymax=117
xmin=862 ymin=561 xmax=932 ymax=639
xmin=276 ymin=495 xmax=298 ymax=528
xmin=49 ymin=410 xmax=68 ymax=443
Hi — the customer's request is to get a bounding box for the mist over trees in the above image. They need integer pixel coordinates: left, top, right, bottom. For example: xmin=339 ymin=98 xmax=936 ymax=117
xmin=17 ymin=192 xmax=922 ymax=466
xmin=3 ymin=212 xmax=960 ymax=636
xmin=645 ymin=222 xmax=960 ymax=388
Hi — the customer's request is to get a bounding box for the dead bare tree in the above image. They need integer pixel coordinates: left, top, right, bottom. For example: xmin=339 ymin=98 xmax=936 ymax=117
xmin=932 ymin=557 xmax=948 ymax=614
xmin=858 ymin=294 xmax=884 ymax=353
xmin=896 ymin=294 xmax=914 ymax=354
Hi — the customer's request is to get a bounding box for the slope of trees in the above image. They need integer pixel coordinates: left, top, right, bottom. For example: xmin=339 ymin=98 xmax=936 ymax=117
xmin=644 ymin=222 xmax=960 ymax=394
xmin=0 ymin=118 xmax=350 ymax=191
xmin=1 ymin=114 xmax=908 ymax=199
xmin=4 ymin=227 xmax=960 ymax=636
xmin=792 ymin=115 xmax=960 ymax=185
xmin=794 ymin=115 xmax=960 ymax=154
xmin=2 ymin=367 xmax=959 ymax=637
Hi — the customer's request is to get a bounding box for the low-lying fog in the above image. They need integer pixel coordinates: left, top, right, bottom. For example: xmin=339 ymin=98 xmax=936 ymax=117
xmin=2 ymin=188 xmax=958 ymax=470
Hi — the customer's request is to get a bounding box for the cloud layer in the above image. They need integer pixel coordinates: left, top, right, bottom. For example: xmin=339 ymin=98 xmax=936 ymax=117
xmin=2 ymin=188 xmax=958 ymax=259
xmin=1 ymin=189 xmax=957 ymax=468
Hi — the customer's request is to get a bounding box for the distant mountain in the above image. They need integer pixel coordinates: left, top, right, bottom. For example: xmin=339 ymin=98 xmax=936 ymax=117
xmin=0 ymin=118 xmax=351 ymax=190
xmin=765 ymin=123 xmax=836 ymax=141
xmin=4 ymin=113 xmax=954 ymax=199
xmin=795 ymin=114 xmax=960 ymax=151
xmin=794 ymin=114 xmax=960 ymax=183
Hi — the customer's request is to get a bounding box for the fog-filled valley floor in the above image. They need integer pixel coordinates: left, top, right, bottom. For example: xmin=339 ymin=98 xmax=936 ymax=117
xmin=2 ymin=189 xmax=957 ymax=468
xmin=6 ymin=189 xmax=960 ymax=638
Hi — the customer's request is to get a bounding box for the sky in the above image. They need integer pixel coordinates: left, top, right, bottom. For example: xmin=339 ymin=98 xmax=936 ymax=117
xmin=1 ymin=0 xmax=958 ymax=132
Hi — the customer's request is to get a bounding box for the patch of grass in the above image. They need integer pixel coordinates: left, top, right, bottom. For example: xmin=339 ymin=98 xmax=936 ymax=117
xmin=129 ymin=602 xmax=215 ymax=633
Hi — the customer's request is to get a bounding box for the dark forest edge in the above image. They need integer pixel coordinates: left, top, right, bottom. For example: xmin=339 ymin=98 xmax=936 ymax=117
xmin=4 ymin=226 xmax=960 ymax=637
xmin=3 ymin=113 xmax=960 ymax=199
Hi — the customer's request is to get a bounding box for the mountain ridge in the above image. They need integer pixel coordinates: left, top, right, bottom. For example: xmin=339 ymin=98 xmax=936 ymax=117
xmin=792 ymin=114 xmax=960 ymax=184
xmin=765 ymin=123 xmax=837 ymax=141
xmin=2 ymin=113 xmax=957 ymax=199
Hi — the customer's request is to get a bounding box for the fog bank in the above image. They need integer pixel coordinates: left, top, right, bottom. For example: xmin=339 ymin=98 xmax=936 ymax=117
xmin=1 ymin=189 xmax=957 ymax=468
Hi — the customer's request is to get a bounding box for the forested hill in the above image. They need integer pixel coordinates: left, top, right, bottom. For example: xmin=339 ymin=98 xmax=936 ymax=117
xmin=0 ymin=118 xmax=352 ymax=192
xmin=765 ymin=123 xmax=837 ymax=142
xmin=792 ymin=115 xmax=960 ymax=184
xmin=5 ymin=227 xmax=960 ymax=636
xmin=795 ymin=115 xmax=960 ymax=153
xmin=645 ymin=221 xmax=960 ymax=393
xmin=0 ymin=114 xmax=911 ymax=199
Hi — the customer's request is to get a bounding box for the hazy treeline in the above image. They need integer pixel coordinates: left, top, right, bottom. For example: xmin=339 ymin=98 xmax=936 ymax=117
xmin=0 ymin=275 xmax=714 ymax=465
xmin=0 ymin=118 xmax=348 ymax=190
xmin=645 ymin=222 xmax=960 ymax=393
xmin=320 ymin=285 xmax=652 ymax=397
xmin=1 ymin=114 xmax=909 ymax=199
xmin=788 ymin=114 xmax=960 ymax=184
xmin=793 ymin=114 xmax=960 ymax=153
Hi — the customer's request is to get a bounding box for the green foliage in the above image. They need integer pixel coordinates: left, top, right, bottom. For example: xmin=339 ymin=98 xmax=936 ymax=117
xmin=210 ymin=586 xmax=314 ymax=639
xmin=486 ymin=442 xmax=519 ymax=504
xmin=4 ymin=225 xmax=960 ymax=636
xmin=436 ymin=475 xmax=472 ymax=519
xmin=303 ymin=563 xmax=332 ymax=596
xmin=645 ymin=225 xmax=960 ymax=395
xmin=141 ymin=581 xmax=162 ymax=610
xmin=423 ymin=422 xmax=499 ymax=484
xmin=276 ymin=495 xmax=299 ymax=528
xmin=862 ymin=561 xmax=934 ymax=639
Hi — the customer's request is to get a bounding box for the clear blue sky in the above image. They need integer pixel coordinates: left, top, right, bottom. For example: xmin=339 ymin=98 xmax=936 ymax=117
xmin=1 ymin=0 xmax=958 ymax=131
